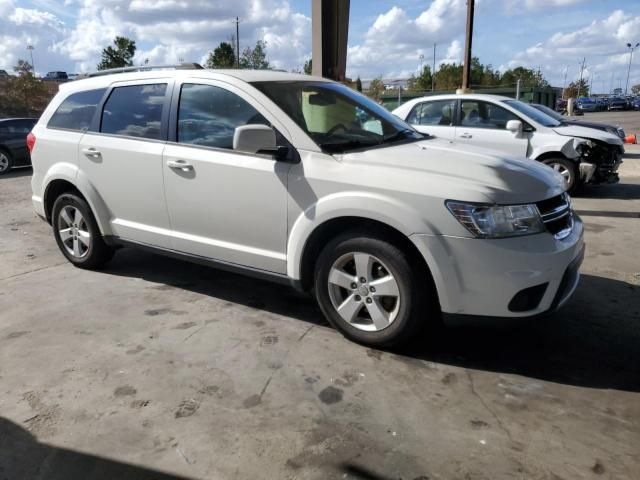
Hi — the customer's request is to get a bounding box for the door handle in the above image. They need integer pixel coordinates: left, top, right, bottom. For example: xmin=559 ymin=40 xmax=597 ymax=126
xmin=166 ymin=159 xmax=194 ymax=172
xmin=459 ymin=133 xmax=473 ymax=139
xmin=82 ymin=147 xmax=101 ymax=159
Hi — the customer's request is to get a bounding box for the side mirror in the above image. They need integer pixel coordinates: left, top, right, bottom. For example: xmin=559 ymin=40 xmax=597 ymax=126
xmin=233 ymin=124 xmax=277 ymax=154
xmin=506 ymin=119 xmax=522 ymax=134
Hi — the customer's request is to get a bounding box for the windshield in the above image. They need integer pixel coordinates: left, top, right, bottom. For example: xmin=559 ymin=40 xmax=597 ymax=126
xmin=502 ymin=99 xmax=562 ymax=128
xmin=251 ymin=81 xmax=423 ymax=153
xmin=532 ymin=104 xmax=564 ymax=122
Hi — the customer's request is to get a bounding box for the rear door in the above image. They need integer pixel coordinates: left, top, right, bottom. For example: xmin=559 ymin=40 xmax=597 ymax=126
xmin=404 ymin=99 xmax=457 ymax=139
xmin=78 ymin=80 xmax=173 ymax=248
xmin=454 ymin=99 xmax=529 ymax=157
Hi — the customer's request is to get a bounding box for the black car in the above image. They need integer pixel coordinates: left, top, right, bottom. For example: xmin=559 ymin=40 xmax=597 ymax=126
xmin=0 ymin=118 xmax=38 ymax=175
xmin=43 ymin=71 xmax=68 ymax=81
xmin=632 ymin=97 xmax=640 ymax=111
xmin=607 ymin=96 xmax=627 ymax=110
xmin=530 ymin=103 xmax=624 ymax=185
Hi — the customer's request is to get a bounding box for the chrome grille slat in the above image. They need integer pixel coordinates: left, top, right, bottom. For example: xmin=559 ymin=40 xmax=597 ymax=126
xmin=536 ymin=193 xmax=573 ymax=240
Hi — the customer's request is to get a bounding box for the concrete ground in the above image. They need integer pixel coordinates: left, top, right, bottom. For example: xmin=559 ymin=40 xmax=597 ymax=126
xmin=1 ymin=152 xmax=640 ymax=479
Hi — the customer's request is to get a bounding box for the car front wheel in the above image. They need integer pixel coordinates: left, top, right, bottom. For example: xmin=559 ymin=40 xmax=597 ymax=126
xmin=542 ymin=158 xmax=578 ymax=193
xmin=314 ymin=233 xmax=436 ymax=348
xmin=52 ymin=193 xmax=114 ymax=269
xmin=0 ymin=149 xmax=13 ymax=175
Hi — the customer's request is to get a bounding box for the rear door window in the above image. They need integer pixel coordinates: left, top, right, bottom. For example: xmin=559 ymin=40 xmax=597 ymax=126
xmin=101 ymin=84 xmax=167 ymax=140
xmin=407 ymin=100 xmax=456 ymax=126
xmin=48 ymin=89 xmax=106 ymax=131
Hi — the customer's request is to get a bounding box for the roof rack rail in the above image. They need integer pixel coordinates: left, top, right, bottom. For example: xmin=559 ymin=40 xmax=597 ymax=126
xmin=78 ymin=63 xmax=204 ymax=79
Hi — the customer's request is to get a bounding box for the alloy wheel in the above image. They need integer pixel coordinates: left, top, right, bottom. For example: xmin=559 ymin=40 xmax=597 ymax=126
xmin=57 ymin=205 xmax=91 ymax=258
xmin=327 ymin=252 xmax=401 ymax=332
xmin=0 ymin=153 xmax=9 ymax=173
xmin=551 ymin=162 xmax=571 ymax=181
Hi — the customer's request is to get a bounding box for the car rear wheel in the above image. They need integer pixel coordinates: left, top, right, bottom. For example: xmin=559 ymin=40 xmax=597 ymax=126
xmin=52 ymin=193 xmax=114 ymax=269
xmin=0 ymin=149 xmax=13 ymax=175
xmin=542 ymin=158 xmax=578 ymax=193
xmin=314 ymin=233 xmax=436 ymax=348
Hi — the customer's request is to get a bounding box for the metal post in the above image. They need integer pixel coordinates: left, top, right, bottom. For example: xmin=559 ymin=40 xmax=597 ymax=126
xmin=461 ymin=0 xmax=475 ymax=92
xmin=562 ymin=65 xmax=569 ymax=99
xmin=516 ymin=78 xmax=521 ymax=100
xmin=577 ymin=57 xmax=586 ymax=98
xmin=625 ymin=42 xmax=639 ymax=96
xmin=235 ymin=17 xmax=240 ymax=68
xmin=26 ymin=45 xmax=35 ymax=75
xmin=432 ymin=43 xmax=436 ymax=91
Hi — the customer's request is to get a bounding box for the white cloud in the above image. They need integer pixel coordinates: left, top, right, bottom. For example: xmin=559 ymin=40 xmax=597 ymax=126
xmin=508 ymin=9 xmax=640 ymax=92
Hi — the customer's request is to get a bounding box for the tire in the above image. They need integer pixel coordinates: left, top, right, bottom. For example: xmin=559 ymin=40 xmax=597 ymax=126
xmin=313 ymin=233 xmax=437 ymax=348
xmin=542 ymin=157 xmax=579 ymax=194
xmin=0 ymin=148 xmax=13 ymax=175
xmin=52 ymin=193 xmax=114 ymax=269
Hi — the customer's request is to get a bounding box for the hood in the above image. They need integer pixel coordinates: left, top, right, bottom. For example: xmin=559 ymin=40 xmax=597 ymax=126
xmin=341 ymin=138 xmax=566 ymax=205
xmin=553 ymin=125 xmax=623 ymax=146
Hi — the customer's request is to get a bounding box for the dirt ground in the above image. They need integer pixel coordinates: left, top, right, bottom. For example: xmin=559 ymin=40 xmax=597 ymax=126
xmin=1 ymin=147 xmax=639 ymax=479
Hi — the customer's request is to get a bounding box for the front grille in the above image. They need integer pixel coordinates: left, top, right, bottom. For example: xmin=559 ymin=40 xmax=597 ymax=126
xmin=536 ymin=193 xmax=573 ymax=239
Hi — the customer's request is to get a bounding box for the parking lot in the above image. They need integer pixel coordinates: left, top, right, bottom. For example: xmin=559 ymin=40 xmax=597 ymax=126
xmin=1 ymin=146 xmax=640 ymax=479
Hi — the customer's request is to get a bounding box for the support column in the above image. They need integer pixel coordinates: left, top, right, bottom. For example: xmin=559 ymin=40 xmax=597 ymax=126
xmin=312 ymin=0 xmax=350 ymax=81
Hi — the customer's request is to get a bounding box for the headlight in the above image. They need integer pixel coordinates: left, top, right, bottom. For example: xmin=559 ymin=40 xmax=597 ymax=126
xmin=446 ymin=201 xmax=545 ymax=238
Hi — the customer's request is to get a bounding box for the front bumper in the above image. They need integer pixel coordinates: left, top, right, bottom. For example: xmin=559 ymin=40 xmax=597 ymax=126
xmin=410 ymin=216 xmax=584 ymax=318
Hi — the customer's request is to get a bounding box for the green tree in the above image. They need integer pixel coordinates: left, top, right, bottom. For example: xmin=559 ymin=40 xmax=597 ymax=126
xmin=205 ymin=42 xmax=236 ymax=68
xmin=355 ymin=76 xmax=362 ymax=92
xmin=303 ymin=58 xmax=312 ymax=75
xmin=565 ymin=79 xmax=589 ymax=98
xmin=407 ymin=65 xmax=432 ymax=91
xmin=240 ymin=40 xmax=270 ymax=69
xmin=97 ymin=36 xmax=137 ymax=70
xmin=367 ymin=77 xmax=384 ymax=101
xmin=434 ymin=62 xmax=463 ymax=90
xmin=0 ymin=59 xmax=50 ymax=116
xmin=500 ymin=66 xmax=548 ymax=88
xmin=471 ymin=58 xmax=500 ymax=87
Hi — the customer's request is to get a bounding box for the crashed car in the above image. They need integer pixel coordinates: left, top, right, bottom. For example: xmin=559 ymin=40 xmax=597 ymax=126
xmin=392 ymin=94 xmax=624 ymax=191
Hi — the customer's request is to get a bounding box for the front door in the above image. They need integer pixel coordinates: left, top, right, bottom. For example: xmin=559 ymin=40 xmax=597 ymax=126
xmin=78 ymin=81 xmax=172 ymax=248
xmin=454 ymin=99 xmax=529 ymax=157
xmin=162 ymin=81 xmax=289 ymax=274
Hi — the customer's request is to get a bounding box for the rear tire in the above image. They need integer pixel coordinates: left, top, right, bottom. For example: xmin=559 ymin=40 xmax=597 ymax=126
xmin=542 ymin=157 xmax=579 ymax=194
xmin=313 ymin=233 xmax=437 ymax=348
xmin=0 ymin=148 xmax=13 ymax=175
xmin=52 ymin=193 xmax=114 ymax=269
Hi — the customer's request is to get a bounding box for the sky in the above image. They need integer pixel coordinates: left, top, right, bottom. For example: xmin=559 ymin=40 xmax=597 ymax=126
xmin=0 ymin=0 xmax=639 ymax=94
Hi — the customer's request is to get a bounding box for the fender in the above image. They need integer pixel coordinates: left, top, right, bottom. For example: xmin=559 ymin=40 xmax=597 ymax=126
xmin=43 ymin=163 xmax=113 ymax=236
xmin=530 ymin=137 xmax=584 ymax=161
xmin=286 ymin=191 xmax=437 ymax=280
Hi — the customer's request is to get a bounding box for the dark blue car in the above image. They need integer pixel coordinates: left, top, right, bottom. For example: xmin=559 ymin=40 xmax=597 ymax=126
xmin=576 ymin=97 xmax=598 ymax=112
xmin=607 ymin=97 xmax=627 ymax=110
xmin=632 ymin=97 xmax=640 ymax=111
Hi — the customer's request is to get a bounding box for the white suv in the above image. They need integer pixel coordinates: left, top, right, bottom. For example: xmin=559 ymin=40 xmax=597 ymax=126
xmin=29 ymin=67 xmax=584 ymax=347
xmin=392 ymin=94 xmax=624 ymax=192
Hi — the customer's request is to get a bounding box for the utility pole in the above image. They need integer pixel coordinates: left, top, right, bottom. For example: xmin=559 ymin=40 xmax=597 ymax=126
xmin=432 ymin=43 xmax=436 ymax=91
xmin=460 ymin=0 xmax=475 ymax=92
xmin=235 ymin=16 xmax=240 ymax=68
xmin=625 ymin=42 xmax=639 ymax=96
xmin=562 ymin=65 xmax=569 ymax=99
xmin=516 ymin=78 xmax=521 ymax=100
xmin=577 ymin=57 xmax=586 ymax=98
xmin=609 ymin=71 xmax=614 ymax=94
xmin=26 ymin=45 xmax=35 ymax=76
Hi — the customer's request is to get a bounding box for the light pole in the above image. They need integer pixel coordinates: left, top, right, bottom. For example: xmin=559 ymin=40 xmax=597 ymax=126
xmin=432 ymin=43 xmax=436 ymax=91
xmin=26 ymin=45 xmax=35 ymax=76
xmin=625 ymin=42 xmax=639 ymax=96
xmin=577 ymin=57 xmax=586 ymax=98
xmin=562 ymin=65 xmax=569 ymax=99
xmin=419 ymin=54 xmax=424 ymax=73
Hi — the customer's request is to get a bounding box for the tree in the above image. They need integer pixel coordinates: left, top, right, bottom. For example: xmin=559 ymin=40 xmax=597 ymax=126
xmin=97 ymin=36 xmax=136 ymax=70
xmin=407 ymin=65 xmax=432 ymax=91
xmin=500 ymin=66 xmax=548 ymax=88
xmin=565 ymin=79 xmax=589 ymax=98
xmin=0 ymin=59 xmax=50 ymax=116
xmin=303 ymin=58 xmax=312 ymax=75
xmin=434 ymin=62 xmax=463 ymax=90
xmin=205 ymin=42 xmax=236 ymax=68
xmin=13 ymin=59 xmax=34 ymax=77
xmin=240 ymin=40 xmax=270 ymax=69
xmin=367 ymin=77 xmax=384 ymax=101
xmin=355 ymin=76 xmax=362 ymax=92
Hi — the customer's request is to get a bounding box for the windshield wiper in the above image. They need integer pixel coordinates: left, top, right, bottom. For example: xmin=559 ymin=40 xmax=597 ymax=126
xmin=382 ymin=128 xmax=422 ymax=144
xmin=318 ymin=139 xmax=380 ymax=153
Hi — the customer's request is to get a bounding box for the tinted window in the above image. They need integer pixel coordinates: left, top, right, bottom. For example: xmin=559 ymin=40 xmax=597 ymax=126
xmin=0 ymin=120 xmax=34 ymax=134
xmin=178 ymin=83 xmax=268 ymax=149
xmin=460 ymin=100 xmax=519 ymax=129
xmin=502 ymin=100 xmax=561 ymax=127
xmin=48 ymin=89 xmax=106 ymax=131
xmin=407 ymin=100 xmax=456 ymax=125
xmin=101 ymin=84 xmax=167 ymax=140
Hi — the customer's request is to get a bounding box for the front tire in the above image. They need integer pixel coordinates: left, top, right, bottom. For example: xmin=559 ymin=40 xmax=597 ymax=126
xmin=542 ymin=157 xmax=579 ymax=193
xmin=313 ymin=233 xmax=436 ymax=348
xmin=0 ymin=149 xmax=14 ymax=175
xmin=52 ymin=193 xmax=114 ymax=269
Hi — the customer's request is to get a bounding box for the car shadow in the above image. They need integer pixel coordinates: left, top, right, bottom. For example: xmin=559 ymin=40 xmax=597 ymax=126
xmin=0 ymin=166 xmax=32 ymax=179
xmin=0 ymin=417 xmax=194 ymax=480
xmin=103 ymin=249 xmax=640 ymax=393
xmin=578 ymin=181 xmax=640 ymax=200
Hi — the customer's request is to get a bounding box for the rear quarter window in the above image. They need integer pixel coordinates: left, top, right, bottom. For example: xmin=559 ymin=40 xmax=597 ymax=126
xmin=48 ymin=89 xmax=106 ymax=131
